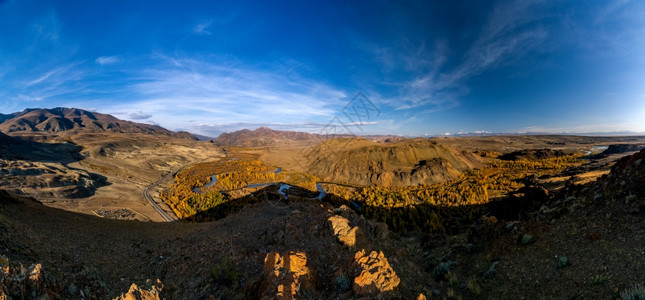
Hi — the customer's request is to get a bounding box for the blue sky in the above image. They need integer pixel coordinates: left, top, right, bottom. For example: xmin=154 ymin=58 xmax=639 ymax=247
xmin=1 ymin=0 xmax=644 ymax=137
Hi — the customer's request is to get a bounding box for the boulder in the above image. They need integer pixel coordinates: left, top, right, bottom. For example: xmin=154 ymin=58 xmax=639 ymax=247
xmin=352 ymin=250 xmax=400 ymax=295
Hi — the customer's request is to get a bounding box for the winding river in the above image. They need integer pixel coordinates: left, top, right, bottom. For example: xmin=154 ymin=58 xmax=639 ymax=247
xmin=193 ymin=167 xmax=327 ymax=200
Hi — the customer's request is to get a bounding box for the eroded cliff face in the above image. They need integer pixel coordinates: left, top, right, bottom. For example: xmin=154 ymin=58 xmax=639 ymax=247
xmin=305 ymin=138 xmax=483 ymax=186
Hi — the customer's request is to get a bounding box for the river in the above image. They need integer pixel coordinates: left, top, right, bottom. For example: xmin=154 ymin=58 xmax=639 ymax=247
xmin=193 ymin=166 xmax=327 ymax=200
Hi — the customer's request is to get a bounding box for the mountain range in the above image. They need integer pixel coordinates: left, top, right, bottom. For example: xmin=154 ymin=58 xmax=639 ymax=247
xmin=0 ymin=107 xmax=195 ymax=139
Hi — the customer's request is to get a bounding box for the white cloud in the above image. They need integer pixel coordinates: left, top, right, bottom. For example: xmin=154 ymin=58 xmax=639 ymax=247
xmin=92 ymin=56 xmax=348 ymax=134
xmin=17 ymin=94 xmax=44 ymax=101
xmin=128 ymin=111 xmax=152 ymax=120
xmin=346 ymin=121 xmax=378 ymax=126
xmin=95 ymin=56 xmax=120 ymax=65
xmin=25 ymin=63 xmax=84 ymax=87
xmin=15 ymin=62 xmax=88 ymax=102
xmin=192 ymin=21 xmax=213 ymax=35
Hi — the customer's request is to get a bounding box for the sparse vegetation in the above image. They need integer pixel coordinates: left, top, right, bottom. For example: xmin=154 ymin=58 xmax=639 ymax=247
xmin=210 ymin=258 xmax=241 ymax=288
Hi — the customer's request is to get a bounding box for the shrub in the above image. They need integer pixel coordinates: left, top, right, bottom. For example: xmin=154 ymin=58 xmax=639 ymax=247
xmin=467 ymin=278 xmax=481 ymax=295
xmin=484 ymin=262 xmax=498 ymax=279
xmin=335 ymin=274 xmax=351 ymax=291
xmin=432 ymin=261 xmax=456 ymax=281
xmin=590 ymin=274 xmax=610 ymax=286
xmin=521 ymin=234 xmax=533 ymax=245
xmin=211 ymin=258 xmax=240 ymax=287
xmin=620 ymin=283 xmax=645 ymax=300
xmin=557 ymin=256 xmax=568 ymax=269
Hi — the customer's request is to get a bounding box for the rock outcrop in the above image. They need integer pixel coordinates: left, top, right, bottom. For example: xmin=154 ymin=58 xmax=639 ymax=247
xmin=0 ymin=260 xmax=45 ymax=299
xmin=328 ymin=215 xmax=364 ymax=248
xmin=114 ymin=280 xmax=163 ymax=300
xmin=258 ymin=251 xmax=316 ymax=299
xmin=351 ymin=250 xmax=400 ymax=295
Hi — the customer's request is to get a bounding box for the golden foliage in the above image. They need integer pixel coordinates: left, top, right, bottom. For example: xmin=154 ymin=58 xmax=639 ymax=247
xmin=337 ymin=154 xmax=584 ymax=233
xmin=161 ymin=153 xmax=321 ymax=219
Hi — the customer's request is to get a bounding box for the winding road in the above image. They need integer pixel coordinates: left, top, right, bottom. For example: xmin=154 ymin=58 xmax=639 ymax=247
xmin=143 ymin=175 xmax=177 ymax=222
xmin=142 ymin=160 xmax=212 ymax=222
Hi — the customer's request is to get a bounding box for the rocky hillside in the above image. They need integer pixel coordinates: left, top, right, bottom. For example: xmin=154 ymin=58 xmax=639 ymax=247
xmin=0 ymin=107 xmax=195 ymax=139
xmin=306 ymin=138 xmax=483 ymax=186
xmin=213 ymin=127 xmax=319 ymax=147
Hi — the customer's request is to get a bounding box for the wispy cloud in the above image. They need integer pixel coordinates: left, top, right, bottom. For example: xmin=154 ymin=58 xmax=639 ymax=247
xmin=97 ymin=56 xmax=347 ymax=132
xmin=16 ymin=62 xmax=89 ymax=101
xmin=369 ymin=1 xmax=548 ymax=114
xmin=129 ymin=111 xmax=152 ymax=120
xmin=32 ymin=13 xmax=61 ymax=42
xmin=441 ymin=1 xmax=548 ymax=88
xmin=95 ymin=56 xmax=120 ymax=65
xmin=25 ymin=63 xmax=84 ymax=87
xmin=17 ymin=94 xmax=44 ymax=101
xmin=192 ymin=20 xmax=213 ymax=35
xmin=594 ymin=0 xmax=631 ymax=25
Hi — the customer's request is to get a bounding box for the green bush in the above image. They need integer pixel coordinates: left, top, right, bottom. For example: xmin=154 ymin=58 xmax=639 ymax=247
xmin=521 ymin=234 xmax=533 ymax=245
xmin=484 ymin=262 xmax=498 ymax=279
xmin=590 ymin=274 xmax=610 ymax=286
xmin=335 ymin=275 xmax=351 ymax=291
xmin=432 ymin=261 xmax=457 ymax=281
xmin=557 ymin=256 xmax=568 ymax=269
xmin=621 ymin=283 xmax=645 ymax=300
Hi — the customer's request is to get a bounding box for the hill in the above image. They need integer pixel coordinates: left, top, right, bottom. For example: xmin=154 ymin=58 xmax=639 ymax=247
xmin=305 ymin=138 xmax=483 ymax=186
xmin=213 ymin=126 xmax=318 ymax=147
xmin=0 ymin=108 xmax=222 ymax=220
xmin=0 ymin=107 xmax=196 ymax=139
